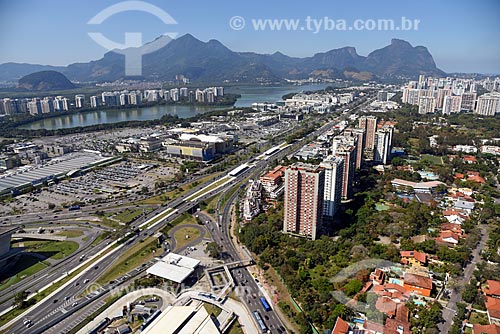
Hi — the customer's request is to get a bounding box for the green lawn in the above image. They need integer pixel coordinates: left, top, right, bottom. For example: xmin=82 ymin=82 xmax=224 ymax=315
xmin=15 ymin=240 xmax=79 ymax=260
xmin=469 ymin=311 xmax=489 ymax=325
xmin=96 ymin=237 xmax=159 ymax=285
xmin=57 ymin=229 xmax=84 ymax=238
xmin=173 ymin=226 xmax=202 ymax=250
xmin=114 ymin=208 xmax=151 ymax=224
xmin=0 ymin=255 xmax=50 ymax=292
xmin=201 ymin=195 xmax=219 ymax=213
xmin=420 ymin=154 xmax=443 ymax=165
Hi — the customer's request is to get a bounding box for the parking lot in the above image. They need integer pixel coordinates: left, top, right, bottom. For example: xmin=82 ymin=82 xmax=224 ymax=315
xmin=0 ymin=161 xmax=177 ymax=215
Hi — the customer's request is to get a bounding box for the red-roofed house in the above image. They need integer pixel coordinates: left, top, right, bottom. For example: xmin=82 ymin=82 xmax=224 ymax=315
xmin=400 ymin=250 xmax=427 ymax=267
xmin=473 ymin=323 xmax=500 ymax=334
xmin=486 ymin=296 xmax=500 ymax=325
xmin=376 ymin=297 xmax=398 ymax=317
xmin=468 ymin=174 xmax=486 ymax=184
xmin=385 ymin=317 xmax=411 ymax=334
xmin=485 ymin=280 xmax=500 ymax=299
xmin=365 ymin=320 xmax=385 ymax=334
xmin=383 ymin=303 xmax=411 ymax=334
xmin=441 ymin=223 xmax=465 ymax=235
xmin=463 ymin=155 xmax=478 ymax=164
xmin=260 ymin=165 xmax=286 ymax=200
xmin=373 ymin=283 xmax=410 ymax=303
xmin=403 ymin=273 xmax=433 ymax=297
xmin=443 ymin=209 xmax=469 ymax=224
xmin=436 ymin=230 xmax=460 ymax=245
xmin=332 ymin=317 xmax=350 ymax=334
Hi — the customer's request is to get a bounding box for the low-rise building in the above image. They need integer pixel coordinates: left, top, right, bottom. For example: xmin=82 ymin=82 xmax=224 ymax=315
xmin=260 ymin=165 xmax=286 ymax=200
xmin=400 ymin=250 xmax=427 ymax=267
xmin=403 ymin=272 xmax=432 ymax=297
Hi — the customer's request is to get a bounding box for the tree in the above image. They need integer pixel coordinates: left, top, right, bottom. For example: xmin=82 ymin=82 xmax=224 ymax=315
xmin=462 ymin=278 xmax=478 ymax=303
xmin=47 ymin=203 xmax=56 ymax=210
xmin=205 ymin=242 xmax=222 ymax=258
xmin=343 ymin=279 xmax=363 ymax=297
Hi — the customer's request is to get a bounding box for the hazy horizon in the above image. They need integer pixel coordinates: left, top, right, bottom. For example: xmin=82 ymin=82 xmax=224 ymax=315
xmin=1 ymin=0 xmax=499 ymax=74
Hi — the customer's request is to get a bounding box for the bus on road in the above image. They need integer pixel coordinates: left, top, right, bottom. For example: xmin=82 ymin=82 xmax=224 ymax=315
xmin=253 ymin=311 xmax=268 ymax=333
xmin=260 ymin=296 xmax=271 ymax=311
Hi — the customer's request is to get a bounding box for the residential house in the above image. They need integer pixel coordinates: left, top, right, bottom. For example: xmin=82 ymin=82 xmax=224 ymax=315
xmin=332 ymin=317 xmax=350 ymax=334
xmin=370 ymin=268 xmax=385 ymax=285
xmin=436 ymin=230 xmax=461 ymax=245
xmin=403 ymin=272 xmax=433 ymax=297
xmin=473 ymin=323 xmax=500 ymax=334
xmin=400 ymin=250 xmax=427 ymax=267
xmin=484 ymin=280 xmax=500 ymax=325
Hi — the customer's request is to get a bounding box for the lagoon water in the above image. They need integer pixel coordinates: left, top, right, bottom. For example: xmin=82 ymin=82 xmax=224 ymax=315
xmin=19 ymin=83 xmax=331 ymax=130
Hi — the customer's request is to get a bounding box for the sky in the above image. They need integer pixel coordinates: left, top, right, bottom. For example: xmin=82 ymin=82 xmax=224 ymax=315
xmin=0 ymin=0 xmax=499 ymax=74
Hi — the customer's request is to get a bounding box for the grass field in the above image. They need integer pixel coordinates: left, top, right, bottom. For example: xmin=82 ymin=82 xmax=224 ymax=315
xmin=469 ymin=311 xmax=489 ymax=325
xmin=15 ymin=240 xmax=79 ymax=260
xmin=96 ymin=237 xmax=159 ymax=285
xmin=201 ymin=195 xmax=219 ymax=213
xmin=420 ymin=154 xmax=444 ymax=165
xmin=173 ymin=226 xmax=202 ymax=250
xmin=114 ymin=208 xmax=151 ymax=224
xmin=56 ymin=230 xmax=84 ymax=238
xmin=0 ymin=255 xmax=50 ymax=292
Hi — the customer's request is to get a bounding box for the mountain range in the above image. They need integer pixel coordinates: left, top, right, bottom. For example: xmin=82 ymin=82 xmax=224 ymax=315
xmin=0 ymin=34 xmax=445 ymax=84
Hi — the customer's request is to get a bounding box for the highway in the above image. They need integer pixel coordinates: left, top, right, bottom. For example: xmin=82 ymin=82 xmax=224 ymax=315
xmin=5 ymin=170 xmax=255 ymax=334
xmin=0 ymin=225 xmax=106 ymax=312
xmin=4 ymin=93 xmax=375 ymax=334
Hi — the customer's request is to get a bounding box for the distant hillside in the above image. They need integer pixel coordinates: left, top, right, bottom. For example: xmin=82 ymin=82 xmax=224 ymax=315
xmin=3 ymin=34 xmax=446 ymax=84
xmin=18 ymin=70 xmax=75 ymax=91
xmin=0 ymin=63 xmax=64 ymax=83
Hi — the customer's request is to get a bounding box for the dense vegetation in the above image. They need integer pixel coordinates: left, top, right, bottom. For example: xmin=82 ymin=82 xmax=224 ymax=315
xmin=18 ymin=70 xmax=75 ymax=91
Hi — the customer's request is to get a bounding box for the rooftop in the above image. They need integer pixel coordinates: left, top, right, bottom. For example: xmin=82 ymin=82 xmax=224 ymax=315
xmin=485 ymin=280 xmax=500 ymax=296
xmin=473 ymin=324 xmax=500 ymax=334
xmin=0 ymin=152 xmax=112 ymax=194
xmin=146 ymin=253 xmax=200 ymax=283
xmin=403 ymin=273 xmax=432 ymax=290
xmin=140 ymin=306 xmax=220 ymax=334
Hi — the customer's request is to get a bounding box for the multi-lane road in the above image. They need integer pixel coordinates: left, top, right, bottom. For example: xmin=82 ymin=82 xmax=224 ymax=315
xmin=4 ymin=94 xmax=374 ymax=334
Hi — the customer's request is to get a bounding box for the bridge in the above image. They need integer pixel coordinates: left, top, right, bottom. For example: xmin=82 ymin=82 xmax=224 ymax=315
xmin=12 ymin=233 xmax=67 ymax=241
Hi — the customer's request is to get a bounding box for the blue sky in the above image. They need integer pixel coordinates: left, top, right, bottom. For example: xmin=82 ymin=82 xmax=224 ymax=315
xmin=1 ymin=0 xmax=499 ymax=73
